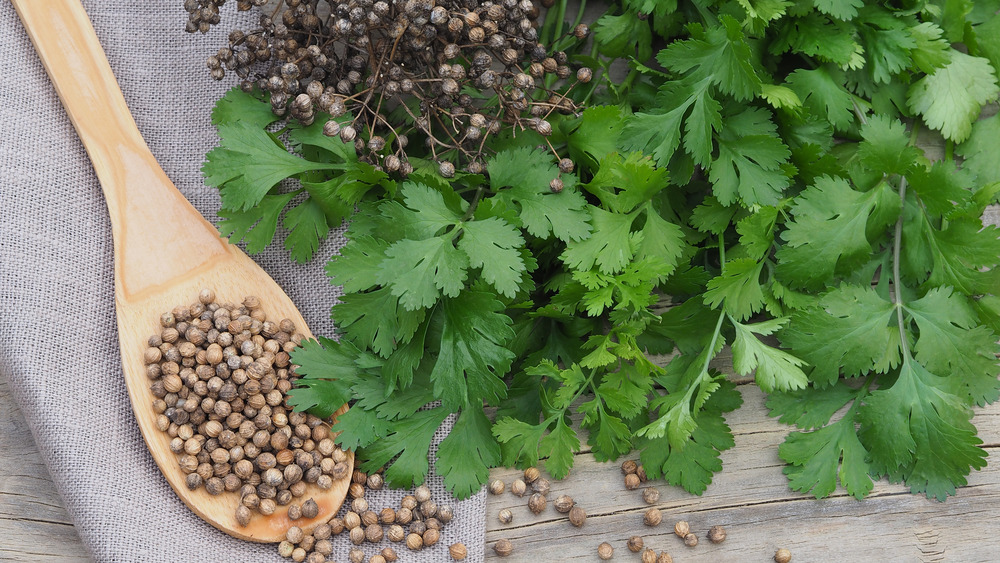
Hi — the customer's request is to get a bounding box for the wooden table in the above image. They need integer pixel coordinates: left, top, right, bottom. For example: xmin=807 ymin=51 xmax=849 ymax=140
xmin=3 ymin=368 xmax=999 ymax=562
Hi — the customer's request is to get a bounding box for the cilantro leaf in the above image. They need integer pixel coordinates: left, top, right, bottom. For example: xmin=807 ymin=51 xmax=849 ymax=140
xmin=704 ymin=258 xmax=766 ymax=321
xmin=488 ymin=147 xmax=591 ymax=242
xmin=583 ymin=152 xmax=668 ymax=213
xmin=376 ymin=237 xmax=469 ymax=310
xmin=785 ymin=67 xmax=856 ymax=130
xmin=779 ymin=408 xmax=874 ymax=499
xmin=565 ymin=106 xmax=631 ymax=172
xmin=282 ymin=198 xmax=331 ymax=263
xmin=780 ymin=285 xmax=901 ymax=386
xmin=859 ymin=360 xmax=988 ymax=500
xmin=210 ymin=87 xmax=279 ymax=128
xmin=562 ymin=207 xmax=639 ymax=274
xmin=592 ymin=10 xmax=653 ymax=61
xmin=540 ymin=418 xmax=580 ymax=479
xmin=286 ymin=337 xmax=357 ymax=418
xmin=907 ymin=50 xmax=999 ymax=143
xmin=766 ymin=380 xmax=860 ymax=430
xmin=731 ymin=317 xmax=809 ymax=392
xmin=331 ymin=406 xmax=393 ymax=451
xmin=332 ymin=287 xmax=426 ymax=357
xmin=218 ymin=191 xmax=295 ymax=254
xmin=494 ymin=417 xmax=547 ymax=468
xmin=656 ymin=16 xmax=763 ymax=102
xmin=436 ymin=408 xmax=501 ymax=499
xmin=813 ymin=0 xmax=863 ymax=20
xmin=773 ymin=12 xmax=863 ymax=68
xmin=709 ymin=107 xmax=791 ymax=206
xmin=204 ymin=121 xmax=341 ymax=211
xmin=956 ymin=112 xmax=1000 ymax=185
xmin=358 ymin=407 xmax=451 ymax=489
xmin=856 ymin=115 xmax=922 ymax=176
xmin=457 ymin=217 xmax=527 ymax=298
xmin=621 ymin=77 xmax=722 ymax=166
xmin=429 ymin=291 xmax=515 ymax=409
xmin=326 ymin=235 xmax=390 ymax=293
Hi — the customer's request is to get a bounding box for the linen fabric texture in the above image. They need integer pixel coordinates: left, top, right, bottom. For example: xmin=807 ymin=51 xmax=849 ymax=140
xmin=0 ymin=1 xmax=485 ymax=561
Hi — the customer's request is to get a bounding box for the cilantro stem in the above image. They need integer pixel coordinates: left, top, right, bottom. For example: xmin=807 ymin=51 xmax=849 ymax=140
xmin=891 ymin=175 xmax=912 ymax=361
xmin=460 ymin=186 xmax=485 ymax=222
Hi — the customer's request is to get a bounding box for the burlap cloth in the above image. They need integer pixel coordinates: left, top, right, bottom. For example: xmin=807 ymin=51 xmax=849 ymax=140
xmin=0 ymin=1 xmax=485 ymax=561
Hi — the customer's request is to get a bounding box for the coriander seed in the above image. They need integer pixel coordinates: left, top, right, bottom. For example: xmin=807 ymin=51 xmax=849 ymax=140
xmin=387 ymin=524 xmax=405 ymax=542
xmin=674 ymin=521 xmax=690 ymax=538
xmin=657 ymin=552 xmax=673 ymax=563
xmin=406 ymin=532 xmax=423 ymax=551
xmin=528 ymin=492 xmax=547 ymax=514
xmin=291 ymin=547 xmax=307 ymax=562
xmin=642 ymin=487 xmax=660 ymax=504
xmin=510 ymin=479 xmax=527 ymax=497
xmin=349 ymin=526 xmax=365 ymax=545
xmin=235 ymin=504 xmax=251 ymax=527
xmin=636 ymin=464 xmax=648 ymax=482
xmin=414 ymin=484 xmax=432 ymax=503
xmin=707 ymin=525 xmax=726 ymax=543
xmin=568 ymin=505 xmax=586 ymax=527
xmin=621 ymin=459 xmax=638 ymax=474
xmin=624 ymin=473 xmax=641 ymax=490
xmin=683 ymin=533 xmax=698 ymax=547
xmin=365 ymin=523 xmax=384 ymax=543
xmin=494 ymin=538 xmax=513 ymax=557
xmin=498 ymin=508 xmax=513 ymax=524
xmin=643 ymin=508 xmax=662 ymax=527
xmin=627 ymin=536 xmax=644 ymax=552
xmin=437 ymin=505 xmax=454 ymax=523
xmin=422 ymin=528 xmax=440 ymax=547
xmin=344 ymin=511 xmax=362 ymax=530
xmin=598 ymin=542 xmax=614 ymax=560
xmin=449 ymin=542 xmax=468 ymax=560
xmin=302 ymin=498 xmax=319 ymax=519
xmin=366 ymin=473 xmax=384 ymax=490
xmin=306 ymin=553 xmax=325 ymax=563
xmin=369 ymin=556 xmax=386 ymax=563
xmin=531 ymin=478 xmax=550 ymax=495
xmin=523 ymin=467 xmax=541 ymax=484
xmin=774 ymin=548 xmax=792 ymax=563
xmin=553 ymin=494 xmax=574 ymax=513
xmin=489 ymin=479 xmax=505 ymax=495
xmin=286 ymin=526 xmax=304 ymax=544
xmin=641 ymin=548 xmax=657 ymax=563
xmin=348 ymin=549 xmax=365 ymax=563
xmin=381 ymin=547 xmax=398 ymax=562
xmin=277 ymin=540 xmax=294 ymax=558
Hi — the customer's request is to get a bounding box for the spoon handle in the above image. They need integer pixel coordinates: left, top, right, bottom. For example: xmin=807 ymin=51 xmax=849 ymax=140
xmin=13 ymin=0 xmax=228 ymax=301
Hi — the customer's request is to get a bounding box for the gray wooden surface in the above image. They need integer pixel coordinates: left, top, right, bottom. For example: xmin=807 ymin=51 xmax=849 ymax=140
xmin=2 ymin=367 xmax=1000 ymax=562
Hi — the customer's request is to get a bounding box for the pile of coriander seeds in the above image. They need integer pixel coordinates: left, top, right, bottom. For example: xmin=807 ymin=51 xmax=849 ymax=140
xmin=143 ymin=289 xmax=350 ymax=526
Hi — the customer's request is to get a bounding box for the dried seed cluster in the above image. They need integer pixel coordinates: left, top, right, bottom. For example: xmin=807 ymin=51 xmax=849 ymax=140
xmin=187 ymin=0 xmax=592 ymax=174
xmin=277 ymin=478 xmax=458 ymax=562
xmin=144 ymin=290 xmax=350 ymax=525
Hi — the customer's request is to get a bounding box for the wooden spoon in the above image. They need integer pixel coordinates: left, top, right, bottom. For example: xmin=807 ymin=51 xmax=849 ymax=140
xmin=13 ymin=0 xmax=351 ymax=542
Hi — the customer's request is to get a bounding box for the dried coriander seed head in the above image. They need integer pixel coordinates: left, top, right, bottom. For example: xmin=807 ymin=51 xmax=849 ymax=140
xmin=643 ymin=508 xmax=662 ymax=527
xmin=627 ymin=536 xmax=644 ymax=553
xmin=489 ymin=479 xmax=505 ymax=495
xmin=774 ymin=548 xmax=792 ymax=563
xmin=597 ymin=542 xmax=614 ymax=560
xmin=674 ymin=521 xmax=690 ymax=538
xmin=494 ymin=538 xmax=514 ymax=557
xmin=642 ymin=487 xmax=660 ymax=504
xmin=683 ymin=533 xmax=698 ymax=547
xmin=568 ymin=505 xmax=586 ymax=527
xmin=708 ymin=525 xmax=727 ymax=543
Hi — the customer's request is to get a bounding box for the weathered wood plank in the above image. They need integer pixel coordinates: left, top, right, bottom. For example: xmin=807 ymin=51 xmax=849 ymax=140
xmin=0 ymin=374 xmax=91 ymax=562
xmin=484 ymin=383 xmax=1000 ymax=562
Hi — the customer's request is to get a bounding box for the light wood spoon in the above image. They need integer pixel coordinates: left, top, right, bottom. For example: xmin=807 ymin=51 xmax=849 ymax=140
xmin=13 ymin=0 xmax=351 ymax=542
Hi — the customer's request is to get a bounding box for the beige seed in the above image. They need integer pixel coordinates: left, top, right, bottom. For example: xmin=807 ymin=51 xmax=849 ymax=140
xmin=553 ymin=494 xmax=574 ymax=513
xmin=422 ymin=528 xmax=440 ymax=547
xmin=406 ymin=533 xmax=423 ymax=551
xmin=510 ymin=479 xmax=527 ymax=497
xmin=380 ymin=547 xmax=398 ymax=562
xmin=627 ymin=536 xmax=644 ymax=552
xmin=625 ymin=473 xmax=641 ymax=490
xmin=349 ymin=526 xmax=365 ymax=545
xmin=644 ymin=508 xmax=662 ymax=527
xmin=528 ymin=493 xmax=546 ymax=514
xmin=657 ymin=552 xmax=674 ymax=563
xmin=642 ymin=487 xmax=660 ymax=504
xmin=597 ymin=542 xmax=614 ymax=560
xmin=489 ymin=479 xmax=505 ymax=495
xmin=234 ymin=504 xmax=251 ymax=527
xmin=683 ymin=533 xmax=698 ymax=547
xmin=523 ymin=467 xmax=541 ymax=483
xmin=286 ymin=526 xmax=304 ymax=544
xmin=494 ymin=538 xmax=513 ymax=557
xmin=774 ymin=548 xmax=792 ymax=563
xmin=498 ymin=508 xmax=513 ymax=524
xmin=708 ymin=525 xmax=727 ymax=543
xmin=568 ymin=505 xmax=586 ymax=527
xmin=449 ymin=542 xmax=468 ymax=560
xmin=674 ymin=521 xmax=690 ymax=538
xmin=641 ymin=548 xmax=657 ymax=563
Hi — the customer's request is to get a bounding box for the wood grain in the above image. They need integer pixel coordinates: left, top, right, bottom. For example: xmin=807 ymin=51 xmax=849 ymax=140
xmin=10 ymin=0 xmax=350 ymax=542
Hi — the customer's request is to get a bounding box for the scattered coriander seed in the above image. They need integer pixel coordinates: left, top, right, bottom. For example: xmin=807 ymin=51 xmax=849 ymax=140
xmin=625 ymin=473 xmax=641 ymax=490
xmin=344 ymin=511 xmax=362 ymax=530
xmin=621 ymin=459 xmax=638 ymax=474
xmin=302 ymin=498 xmax=319 ymax=519
xmin=365 ymin=523 xmax=384 ymax=543
xmin=406 ymin=533 xmax=424 ymax=551
xmin=366 ymin=473 xmax=384 ymax=490
xmin=291 ymin=547 xmax=307 ymax=562
xmin=307 ymin=553 xmax=325 ymax=563
xmin=369 ymin=556 xmax=386 ymax=563
xmin=437 ymin=505 xmax=454 ymax=523
xmin=644 ymin=508 xmax=662 ymax=527
xmin=642 ymin=487 xmax=660 ymax=504
xmin=277 ymin=540 xmax=295 ymax=558
xmin=494 ymin=538 xmax=514 ymax=557
xmin=286 ymin=526 xmax=304 ymax=544
xmin=510 ymin=479 xmax=527 ymax=497
xmin=528 ymin=492 xmax=547 ymax=514
xmin=449 ymin=542 xmax=468 ymax=560
xmin=489 ymin=479 xmax=506 ymax=495
xmin=568 ymin=505 xmax=586 ymax=527
xmin=627 ymin=536 xmax=644 ymax=553
xmin=774 ymin=548 xmax=792 ymax=563
xmin=553 ymin=494 xmax=574 ymax=513
xmin=314 ymin=539 xmax=332 ymax=555
xmin=523 ymin=467 xmax=541 ymax=484
xmin=598 ymin=542 xmax=614 ymax=560
xmin=683 ymin=533 xmax=698 ymax=547
xmin=287 ymin=504 xmax=302 ymax=520
xmin=674 ymin=521 xmax=690 ymax=538
xmin=235 ymin=504 xmax=251 ymax=527
xmin=259 ymin=498 xmax=277 ymax=516
xmin=707 ymin=525 xmax=727 ymax=543
xmin=498 ymin=508 xmax=513 ymax=524
xmin=380 ymin=507 xmax=397 ymax=523
xmin=657 ymin=552 xmax=673 ymax=563
xmin=348 ymin=549 xmax=365 ymax=563
xmin=531 ymin=478 xmax=551 ymax=495
xmin=387 ymin=524 xmax=405 ymax=542
xmin=636 ymin=464 xmax=648 ymax=482
xmin=352 ymin=497 xmax=369 ymax=514
xmin=381 ymin=547 xmax=398 ymax=562
xmin=641 ymin=548 xmax=657 ymax=563
xmin=423 ymin=528 xmax=441 ymax=547
xmin=349 ymin=526 xmax=365 ymax=545
xmin=400 ymin=495 xmax=418 ymax=510
xmin=300 ymin=535 xmax=316 ymax=552
xmin=414 ymin=484 xmax=432 ymax=503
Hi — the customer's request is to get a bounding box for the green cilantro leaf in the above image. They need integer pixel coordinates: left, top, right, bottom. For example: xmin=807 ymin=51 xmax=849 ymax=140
xmin=709 ymin=107 xmax=791 ymax=206
xmin=330 ymin=406 xmax=393 ymax=451
xmin=457 ymin=217 xmax=527 ymax=298
xmin=592 ymin=10 xmax=653 ymax=61
xmin=565 ymin=106 xmax=630 ymax=171
xmin=584 ymin=152 xmax=668 ymax=213
xmin=358 ymin=407 xmax=451 ymax=489
xmin=956 ymin=112 xmax=1000 ymax=184
xmin=429 ymin=291 xmax=515 ymax=409
xmin=779 ymin=407 xmax=874 ymax=499
xmin=620 ymin=77 xmax=722 ymax=166
xmin=856 ymin=115 xmax=922 ymax=176
xmin=436 ymin=408 xmax=501 ymax=499
xmin=540 ymin=418 xmax=580 ymax=479
xmin=562 ymin=207 xmax=639 ymax=274
xmin=494 ymin=417 xmax=548 ymax=468
xmin=218 ymin=191 xmax=296 ymax=254
xmin=656 ymin=16 xmax=763 ymax=102
xmin=766 ymin=380 xmax=860 ymax=430
xmin=376 ymin=237 xmax=469 ymax=310
xmin=785 ymin=67 xmax=856 ymax=130
xmin=908 ymin=22 xmax=952 ymax=74
xmin=210 ymin=87 xmax=280 ymax=128
xmin=282 ymin=198 xmax=331 ymax=263
xmin=332 ymin=287 xmax=426 ymax=357
xmin=326 ymin=235 xmax=390 ymax=293
xmin=907 ymin=50 xmax=999 ymax=143
xmin=285 ymin=337 xmax=358 ymax=418
xmin=813 ymin=0 xmax=863 ymax=20
xmin=780 ymin=285 xmax=901 ymax=386
xmin=704 ymin=258 xmax=766 ymax=321
xmin=731 ymin=317 xmax=809 ymax=392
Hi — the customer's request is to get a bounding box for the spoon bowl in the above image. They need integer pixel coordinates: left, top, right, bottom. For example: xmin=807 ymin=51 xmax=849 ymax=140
xmin=13 ymin=0 xmax=350 ymax=541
